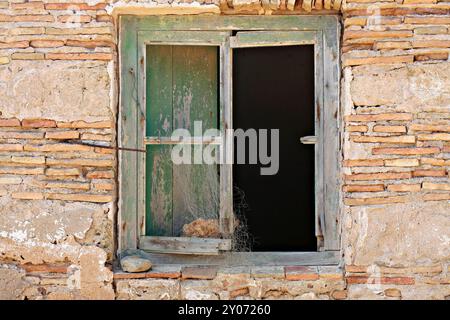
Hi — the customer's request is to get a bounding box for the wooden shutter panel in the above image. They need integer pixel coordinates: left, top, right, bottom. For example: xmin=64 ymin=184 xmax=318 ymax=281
xmin=138 ymin=31 xmax=232 ymax=254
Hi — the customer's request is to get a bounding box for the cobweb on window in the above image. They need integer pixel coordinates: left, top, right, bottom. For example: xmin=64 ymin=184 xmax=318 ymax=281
xmin=173 ymin=165 xmax=252 ymax=251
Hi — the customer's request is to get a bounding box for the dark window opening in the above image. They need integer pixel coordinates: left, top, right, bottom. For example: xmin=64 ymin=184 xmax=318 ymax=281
xmin=233 ymin=45 xmax=316 ymax=251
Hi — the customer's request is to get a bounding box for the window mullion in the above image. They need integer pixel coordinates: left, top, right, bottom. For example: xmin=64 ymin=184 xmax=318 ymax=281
xmin=219 ymin=36 xmax=234 ymax=237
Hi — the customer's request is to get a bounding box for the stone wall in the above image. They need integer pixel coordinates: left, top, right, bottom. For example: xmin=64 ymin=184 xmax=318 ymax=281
xmin=0 ymin=0 xmax=449 ymax=299
xmin=340 ymin=0 xmax=450 ymax=299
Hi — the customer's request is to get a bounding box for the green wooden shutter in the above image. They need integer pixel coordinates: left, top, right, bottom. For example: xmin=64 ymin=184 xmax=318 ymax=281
xmin=145 ymin=45 xmax=173 ymax=236
xmin=137 ymin=31 xmax=232 ymax=254
xmin=146 ymin=44 xmax=219 ymax=237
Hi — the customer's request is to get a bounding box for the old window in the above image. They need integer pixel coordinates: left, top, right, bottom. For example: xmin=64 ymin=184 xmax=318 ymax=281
xmin=119 ymin=16 xmax=341 ymax=265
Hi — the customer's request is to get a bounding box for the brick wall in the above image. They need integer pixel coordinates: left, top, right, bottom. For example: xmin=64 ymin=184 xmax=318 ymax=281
xmin=0 ymin=0 xmax=449 ymax=300
xmin=0 ymin=119 xmax=114 ymax=205
xmin=340 ymin=0 xmax=450 ymax=299
xmin=0 ymin=2 xmax=114 ymax=64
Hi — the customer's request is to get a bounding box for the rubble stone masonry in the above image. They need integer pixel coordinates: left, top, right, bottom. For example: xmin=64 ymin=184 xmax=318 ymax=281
xmin=0 ymin=0 xmax=449 ymax=299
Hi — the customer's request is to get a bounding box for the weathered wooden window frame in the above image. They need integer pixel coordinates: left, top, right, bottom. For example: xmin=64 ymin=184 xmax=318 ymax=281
xmin=119 ymin=15 xmax=341 ymax=265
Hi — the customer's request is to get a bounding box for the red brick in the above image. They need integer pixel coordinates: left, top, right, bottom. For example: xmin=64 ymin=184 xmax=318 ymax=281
xmin=57 ymin=15 xmax=91 ymax=23
xmin=22 ymin=264 xmax=69 ymax=274
xmin=11 ymin=53 xmax=44 ymax=60
xmin=96 ymin=14 xmax=113 ymax=23
xmin=46 ymin=53 xmax=113 ymax=61
xmin=418 ymin=133 xmax=450 ymax=141
xmin=95 ymin=147 xmax=114 ymax=154
xmin=420 ymin=158 xmax=448 ymax=166
xmin=24 ymin=143 xmax=92 ymax=153
xmin=0 ymin=144 xmax=23 ymax=152
xmin=344 ymin=30 xmax=413 ymax=40
xmin=11 ymin=2 xmax=45 ymax=10
xmin=0 ymin=14 xmax=15 ymax=22
xmin=344 ymin=17 xmax=367 ymax=27
xmin=346 ymin=125 xmax=368 ymax=132
xmin=422 ymin=182 xmax=450 ymax=191
xmin=384 ymin=158 xmax=419 ymax=167
xmin=387 ymin=184 xmax=421 ymax=192
xmin=412 ymin=169 xmax=446 ymax=177
xmin=342 ymin=44 xmax=373 ymax=53
xmin=30 ymin=40 xmax=65 ymax=48
xmin=372 ymin=147 xmax=440 ymax=155
xmin=423 ymin=193 xmax=450 ymax=201
xmin=86 ymin=170 xmax=114 ymax=179
xmin=344 ymin=55 xmax=414 ymax=67
xmin=45 ymin=27 xmax=111 ymax=35
xmin=45 ymin=168 xmax=80 ymax=176
xmin=46 ymin=193 xmax=112 ymax=203
xmin=343 ymin=184 xmax=385 ymax=192
xmin=46 ymin=158 xmax=113 ymax=167
xmin=351 ymin=135 xmax=415 ymax=144
xmin=345 ymin=172 xmax=411 ymax=181
xmin=373 ymin=125 xmax=406 ymax=133
xmin=0 ymin=118 xmax=21 ymax=127
xmin=45 ymin=3 xmax=107 ymax=10
xmin=415 ymin=53 xmax=449 ymax=62
xmin=44 ymin=182 xmax=90 ymax=191
xmin=410 ymin=124 xmax=450 ymax=132
xmin=345 ymin=265 xmax=367 ymax=273
xmin=347 ymin=8 xmax=446 ymax=17
xmin=57 ymin=120 xmax=112 ymax=129
xmin=344 ymin=196 xmax=407 ymax=206
xmin=345 ymin=113 xmax=413 ymax=122
xmin=45 ymin=131 xmax=80 ymax=139
xmin=81 ymin=133 xmax=111 ymax=141
xmin=65 ymin=39 xmax=114 ymax=49
xmin=412 ymin=40 xmax=450 ymax=48
xmin=12 ymin=192 xmax=44 ymax=200
xmin=374 ymin=41 xmax=412 ymax=50
xmin=0 ymin=41 xmax=29 ymax=49
xmin=0 ymin=167 xmax=44 ymax=175
xmin=93 ymin=183 xmax=114 ymax=191
xmin=285 ymin=266 xmax=319 ymax=281
xmin=230 ymin=288 xmax=250 ymax=298
xmin=344 ymin=159 xmax=384 ymax=167
xmin=113 ymin=270 xmax=180 ymax=280
xmin=12 ymin=15 xmax=54 ymax=22
xmin=347 ymin=276 xmax=415 ymax=285
xmin=22 ymin=119 xmax=56 ymax=128
xmin=405 ymin=16 xmax=450 ymax=24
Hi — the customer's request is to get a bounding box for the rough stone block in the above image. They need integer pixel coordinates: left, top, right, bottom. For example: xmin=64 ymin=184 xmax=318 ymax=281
xmin=0 ymin=61 xmax=111 ymax=121
xmin=351 ymin=63 xmax=450 ymax=111
xmin=115 ymin=279 xmax=180 ymax=300
xmin=347 ymin=202 xmax=450 ymax=265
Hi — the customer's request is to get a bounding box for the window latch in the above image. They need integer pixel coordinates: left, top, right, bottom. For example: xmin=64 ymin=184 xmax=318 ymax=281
xmin=300 ymin=135 xmax=317 ymax=145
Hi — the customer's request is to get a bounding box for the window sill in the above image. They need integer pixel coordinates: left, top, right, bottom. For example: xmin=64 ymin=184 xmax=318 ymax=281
xmin=113 ymin=263 xmax=343 ymax=281
xmin=114 ymin=250 xmax=341 ymax=280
